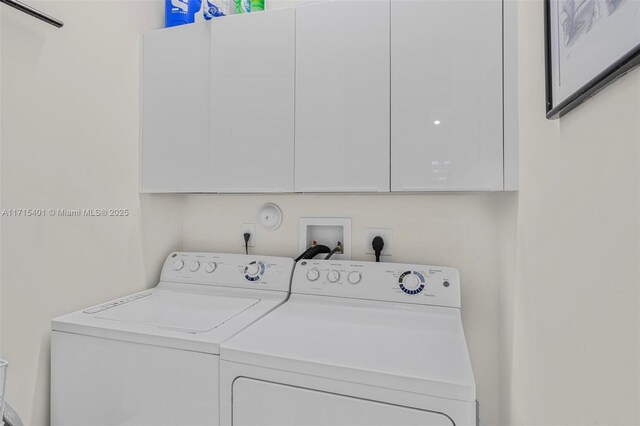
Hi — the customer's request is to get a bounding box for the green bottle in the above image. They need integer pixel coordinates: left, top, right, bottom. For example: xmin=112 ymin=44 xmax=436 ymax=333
xmin=235 ymin=0 xmax=250 ymax=13
xmin=235 ymin=0 xmax=263 ymax=12
xmin=251 ymin=0 xmax=264 ymax=11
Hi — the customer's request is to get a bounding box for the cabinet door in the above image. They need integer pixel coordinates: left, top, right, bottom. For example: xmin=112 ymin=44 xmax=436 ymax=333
xmin=210 ymin=9 xmax=295 ymax=192
xmin=391 ymin=0 xmax=503 ymax=191
xmin=295 ymin=1 xmax=390 ymax=192
xmin=142 ymin=23 xmax=212 ymax=193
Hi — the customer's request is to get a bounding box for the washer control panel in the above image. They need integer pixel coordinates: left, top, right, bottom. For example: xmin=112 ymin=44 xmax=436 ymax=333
xmin=161 ymin=252 xmax=294 ymax=292
xmin=293 ymin=260 xmax=460 ymax=308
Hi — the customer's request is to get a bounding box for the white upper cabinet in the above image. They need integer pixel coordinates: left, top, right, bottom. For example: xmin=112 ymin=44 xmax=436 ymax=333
xmin=294 ymin=0 xmax=390 ymax=193
xmin=142 ymin=11 xmax=294 ymax=193
xmin=142 ymin=1 xmax=516 ymax=193
xmin=142 ymin=23 xmax=212 ymax=193
xmin=390 ymin=0 xmax=504 ymax=191
xmin=210 ymin=8 xmax=295 ymax=192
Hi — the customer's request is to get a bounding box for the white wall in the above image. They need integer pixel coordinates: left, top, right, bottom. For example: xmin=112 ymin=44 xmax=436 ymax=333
xmin=0 ymin=2 xmax=183 ymax=424
xmin=501 ymin=1 xmax=640 ymax=424
xmin=182 ymin=192 xmax=510 ymax=424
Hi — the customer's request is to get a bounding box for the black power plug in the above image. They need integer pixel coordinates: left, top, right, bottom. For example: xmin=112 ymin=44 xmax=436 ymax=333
xmin=243 ymin=232 xmax=251 ymax=255
xmin=372 ymin=236 xmax=384 ymax=262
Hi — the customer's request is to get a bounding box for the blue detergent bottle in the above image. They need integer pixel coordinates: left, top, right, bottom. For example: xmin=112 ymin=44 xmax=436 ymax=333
xmin=165 ymin=0 xmax=202 ymax=27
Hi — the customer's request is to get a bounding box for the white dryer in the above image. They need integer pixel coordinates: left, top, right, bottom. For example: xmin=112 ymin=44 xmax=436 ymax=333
xmin=220 ymin=259 xmax=476 ymax=426
xmin=51 ymin=252 xmax=294 ymax=426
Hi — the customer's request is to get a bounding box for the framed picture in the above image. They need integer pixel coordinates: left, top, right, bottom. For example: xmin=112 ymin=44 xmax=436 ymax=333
xmin=545 ymin=0 xmax=640 ymax=118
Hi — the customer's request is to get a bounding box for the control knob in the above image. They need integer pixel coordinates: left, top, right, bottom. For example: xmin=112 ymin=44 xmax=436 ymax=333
xmin=306 ymin=269 xmax=320 ymax=281
xmin=172 ymin=260 xmax=184 ymax=271
xmin=205 ymin=262 xmax=217 ymax=273
xmin=189 ymin=260 xmax=200 ymax=272
xmin=245 ymin=262 xmax=260 ymax=277
xmin=327 ymin=270 xmax=341 ymax=283
xmin=347 ymin=271 xmax=362 ymax=284
xmin=402 ymin=274 xmax=420 ymax=290
xmin=399 ymin=271 xmax=425 ymax=295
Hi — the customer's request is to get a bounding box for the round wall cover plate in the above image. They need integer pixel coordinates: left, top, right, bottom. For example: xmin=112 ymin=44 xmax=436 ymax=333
xmin=257 ymin=203 xmax=283 ymax=231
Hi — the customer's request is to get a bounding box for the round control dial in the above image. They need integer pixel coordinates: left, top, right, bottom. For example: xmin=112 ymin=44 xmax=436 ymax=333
xmin=399 ymin=271 xmax=425 ymax=295
xmin=307 ymin=269 xmax=320 ymax=281
xmin=172 ymin=259 xmax=184 ymax=271
xmin=205 ymin=262 xmax=217 ymax=273
xmin=245 ymin=263 xmax=260 ymax=276
xmin=327 ymin=270 xmax=341 ymax=283
xmin=244 ymin=261 xmax=266 ymax=282
xmin=402 ymin=274 xmax=420 ymax=290
xmin=347 ymin=271 xmax=362 ymax=284
xmin=189 ymin=260 xmax=200 ymax=272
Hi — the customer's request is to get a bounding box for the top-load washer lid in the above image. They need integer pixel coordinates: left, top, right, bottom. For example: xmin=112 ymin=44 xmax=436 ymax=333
xmin=95 ymin=290 xmax=259 ymax=333
xmin=52 ymin=288 xmax=275 ymax=354
xmin=51 ymin=252 xmax=295 ymax=354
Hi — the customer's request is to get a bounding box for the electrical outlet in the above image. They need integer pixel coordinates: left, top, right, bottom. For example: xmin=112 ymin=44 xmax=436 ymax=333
xmin=241 ymin=223 xmax=256 ymax=247
xmin=364 ymin=228 xmax=393 ymax=257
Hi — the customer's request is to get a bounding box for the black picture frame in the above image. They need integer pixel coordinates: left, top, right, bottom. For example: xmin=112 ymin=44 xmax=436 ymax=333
xmin=544 ymin=0 xmax=640 ymax=119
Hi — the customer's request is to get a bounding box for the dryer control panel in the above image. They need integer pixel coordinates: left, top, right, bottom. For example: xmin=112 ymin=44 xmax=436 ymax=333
xmin=293 ymin=260 xmax=460 ymax=308
xmin=160 ymin=252 xmax=294 ymax=292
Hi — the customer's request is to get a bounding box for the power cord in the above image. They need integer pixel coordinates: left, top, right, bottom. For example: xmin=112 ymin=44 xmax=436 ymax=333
xmin=372 ymin=236 xmax=384 ymax=262
xmin=243 ymin=232 xmax=251 ymax=255
xmin=324 ymin=242 xmax=343 ymax=260
xmin=295 ymin=244 xmax=331 ymax=262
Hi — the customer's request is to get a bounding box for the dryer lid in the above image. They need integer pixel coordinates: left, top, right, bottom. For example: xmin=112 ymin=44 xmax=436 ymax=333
xmin=221 ymin=296 xmax=476 ymax=402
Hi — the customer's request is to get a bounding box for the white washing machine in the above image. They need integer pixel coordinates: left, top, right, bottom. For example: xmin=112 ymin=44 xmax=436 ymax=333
xmin=51 ymin=252 xmax=294 ymax=426
xmin=220 ymin=259 xmax=477 ymax=426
